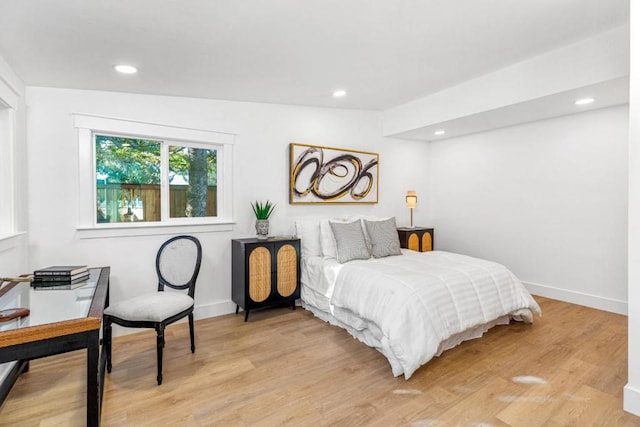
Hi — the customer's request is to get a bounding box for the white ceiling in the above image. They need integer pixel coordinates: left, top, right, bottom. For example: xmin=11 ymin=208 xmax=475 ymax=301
xmin=0 ymin=0 xmax=629 ymax=111
xmin=393 ymin=77 xmax=630 ymax=141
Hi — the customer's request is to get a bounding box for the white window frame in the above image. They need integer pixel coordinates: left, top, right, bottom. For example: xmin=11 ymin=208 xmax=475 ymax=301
xmin=0 ymin=78 xmax=20 ymax=248
xmin=74 ymin=114 xmax=235 ymax=238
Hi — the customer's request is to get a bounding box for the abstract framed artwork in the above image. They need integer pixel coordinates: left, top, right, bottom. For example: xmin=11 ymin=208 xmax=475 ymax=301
xmin=289 ymin=142 xmax=379 ymax=204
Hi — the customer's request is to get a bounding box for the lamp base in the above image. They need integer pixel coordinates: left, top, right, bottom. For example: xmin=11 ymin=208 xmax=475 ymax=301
xmin=409 ymin=208 xmax=415 ymax=229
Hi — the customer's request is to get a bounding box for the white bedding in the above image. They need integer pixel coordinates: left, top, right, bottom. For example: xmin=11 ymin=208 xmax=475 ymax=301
xmin=301 ymin=249 xmax=541 ymax=379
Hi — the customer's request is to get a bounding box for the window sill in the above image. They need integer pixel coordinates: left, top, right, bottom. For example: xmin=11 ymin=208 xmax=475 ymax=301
xmin=76 ymin=221 xmax=234 ymax=239
xmin=0 ymin=232 xmax=26 ymax=253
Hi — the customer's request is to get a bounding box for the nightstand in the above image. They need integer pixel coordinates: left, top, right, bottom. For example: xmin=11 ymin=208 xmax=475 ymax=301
xmin=397 ymin=227 xmax=434 ymax=252
xmin=232 ymin=237 xmax=300 ymax=321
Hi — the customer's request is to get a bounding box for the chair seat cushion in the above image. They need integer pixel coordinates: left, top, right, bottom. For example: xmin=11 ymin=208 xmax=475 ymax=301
xmin=104 ymin=292 xmax=194 ymax=323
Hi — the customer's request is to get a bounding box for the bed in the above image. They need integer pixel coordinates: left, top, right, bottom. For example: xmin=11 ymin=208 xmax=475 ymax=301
xmin=295 ymin=217 xmax=541 ymax=379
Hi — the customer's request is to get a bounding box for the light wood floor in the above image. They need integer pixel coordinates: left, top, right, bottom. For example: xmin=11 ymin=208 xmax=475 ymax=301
xmin=0 ymin=296 xmax=638 ymax=426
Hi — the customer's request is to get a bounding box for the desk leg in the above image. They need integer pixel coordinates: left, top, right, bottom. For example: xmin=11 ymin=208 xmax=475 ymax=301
xmin=0 ymin=360 xmax=28 ymax=405
xmin=87 ymin=330 xmax=100 ymax=427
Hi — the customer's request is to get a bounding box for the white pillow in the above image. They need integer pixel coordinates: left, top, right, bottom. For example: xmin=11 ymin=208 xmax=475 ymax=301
xmin=294 ymin=220 xmax=322 ymax=258
xmin=320 ymin=219 xmax=339 ymax=259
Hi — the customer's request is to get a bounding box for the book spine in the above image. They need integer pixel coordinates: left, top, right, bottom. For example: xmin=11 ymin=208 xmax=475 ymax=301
xmin=34 ymin=270 xmax=87 ymax=277
xmin=34 ymin=271 xmax=73 ymax=276
xmin=34 ymin=273 xmax=89 ymax=282
xmin=32 ymin=283 xmax=73 ymax=289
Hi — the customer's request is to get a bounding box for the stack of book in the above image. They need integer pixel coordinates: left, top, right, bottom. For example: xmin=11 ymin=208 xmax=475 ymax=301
xmin=32 ymin=265 xmax=89 ymax=289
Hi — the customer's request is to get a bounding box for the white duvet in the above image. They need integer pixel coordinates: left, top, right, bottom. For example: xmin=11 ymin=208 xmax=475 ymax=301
xmin=303 ymin=250 xmax=541 ymax=379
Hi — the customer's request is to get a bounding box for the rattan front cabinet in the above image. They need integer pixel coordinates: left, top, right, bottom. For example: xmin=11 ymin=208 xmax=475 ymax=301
xmin=397 ymin=227 xmax=434 ymax=252
xmin=232 ymin=237 xmax=301 ymax=321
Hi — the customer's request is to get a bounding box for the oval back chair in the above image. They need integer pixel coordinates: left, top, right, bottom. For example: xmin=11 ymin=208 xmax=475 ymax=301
xmin=103 ymin=235 xmax=202 ymax=385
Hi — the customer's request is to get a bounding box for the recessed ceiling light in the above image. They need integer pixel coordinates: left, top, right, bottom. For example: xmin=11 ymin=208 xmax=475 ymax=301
xmin=114 ymin=64 xmax=138 ymax=74
xmin=575 ymin=97 xmax=594 ymax=105
xmin=333 ymin=89 xmax=346 ymax=97
xmin=434 ymin=130 xmax=446 ymax=136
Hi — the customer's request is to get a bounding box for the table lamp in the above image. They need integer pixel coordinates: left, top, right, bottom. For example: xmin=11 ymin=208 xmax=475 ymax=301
xmin=405 ymin=190 xmax=417 ymax=228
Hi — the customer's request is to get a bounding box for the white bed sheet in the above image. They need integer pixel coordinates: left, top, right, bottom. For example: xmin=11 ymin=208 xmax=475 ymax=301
xmin=300 ymin=250 xmax=541 ymax=379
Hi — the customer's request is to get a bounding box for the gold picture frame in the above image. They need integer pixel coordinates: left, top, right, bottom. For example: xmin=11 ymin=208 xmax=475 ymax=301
xmin=289 ymin=142 xmax=379 ymax=204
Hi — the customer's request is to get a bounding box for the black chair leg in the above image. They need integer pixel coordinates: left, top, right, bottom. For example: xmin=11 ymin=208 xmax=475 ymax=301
xmin=235 ymin=304 xmax=239 ymax=315
xmin=189 ymin=313 xmax=195 ymax=353
xmin=156 ymin=325 xmax=164 ymax=385
xmin=105 ymin=317 xmax=112 ymax=373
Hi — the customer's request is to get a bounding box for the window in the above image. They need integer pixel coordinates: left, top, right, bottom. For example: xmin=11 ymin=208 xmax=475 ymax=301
xmin=75 ymin=114 xmax=234 ymax=237
xmin=167 ymin=144 xmax=218 ymax=219
xmin=95 ymin=135 xmax=219 ymax=223
xmin=95 ymin=135 xmax=161 ymax=224
xmin=0 ymin=74 xmax=24 ymax=252
xmin=0 ymin=102 xmax=15 ymax=238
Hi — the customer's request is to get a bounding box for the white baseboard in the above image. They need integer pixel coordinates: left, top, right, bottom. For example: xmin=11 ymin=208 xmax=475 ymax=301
xmin=624 ymin=384 xmax=640 ymax=416
xmin=194 ymin=300 xmax=237 ymax=320
xmin=522 ymin=281 xmax=627 ymax=315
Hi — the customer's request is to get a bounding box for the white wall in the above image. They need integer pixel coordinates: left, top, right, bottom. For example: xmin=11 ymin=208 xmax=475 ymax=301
xmin=428 ymin=106 xmax=628 ymax=313
xmin=25 ymin=87 xmax=429 ymax=333
xmin=625 ymin=0 xmax=640 ymax=416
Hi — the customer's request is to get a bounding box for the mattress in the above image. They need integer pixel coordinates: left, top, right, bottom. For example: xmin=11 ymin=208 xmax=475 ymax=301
xmin=300 ymin=249 xmax=541 ymax=379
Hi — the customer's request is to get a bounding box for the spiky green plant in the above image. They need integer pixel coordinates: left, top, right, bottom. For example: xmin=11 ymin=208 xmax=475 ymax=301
xmin=251 ymin=200 xmax=276 ymax=220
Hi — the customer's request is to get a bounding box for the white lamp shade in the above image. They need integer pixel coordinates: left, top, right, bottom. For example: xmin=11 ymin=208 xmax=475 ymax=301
xmin=405 ymin=190 xmax=417 ymax=208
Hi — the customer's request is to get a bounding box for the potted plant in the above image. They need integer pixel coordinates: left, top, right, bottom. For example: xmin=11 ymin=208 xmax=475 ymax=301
xmin=251 ymin=200 xmax=276 ymax=239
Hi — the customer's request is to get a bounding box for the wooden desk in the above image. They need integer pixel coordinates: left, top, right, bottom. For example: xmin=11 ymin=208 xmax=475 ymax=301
xmin=0 ymin=267 xmax=110 ymax=426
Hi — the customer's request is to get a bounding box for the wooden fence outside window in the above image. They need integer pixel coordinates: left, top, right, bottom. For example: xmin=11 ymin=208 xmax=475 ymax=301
xmin=96 ymin=183 xmax=217 ymax=223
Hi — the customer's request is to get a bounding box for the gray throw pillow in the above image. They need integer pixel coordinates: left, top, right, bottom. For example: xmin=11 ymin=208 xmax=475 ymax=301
xmin=329 ymin=220 xmax=370 ymax=263
xmin=364 ymin=217 xmax=402 ymax=258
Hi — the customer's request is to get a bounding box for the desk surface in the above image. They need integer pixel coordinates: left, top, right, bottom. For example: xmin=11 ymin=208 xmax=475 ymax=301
xmin=1 ymin=268 xmax=100 ymax=327
xmin=0 ymin=267 xmax=107 ymax=348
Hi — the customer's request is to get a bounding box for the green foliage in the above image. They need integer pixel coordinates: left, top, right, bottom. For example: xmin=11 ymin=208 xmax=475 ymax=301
xmin=95 ymin=135 xmax=218 ymax=185
xmin=251 ymin=200 xmax=276 ymax=219
xmin=95 ymin=136 xmax=161 ymax=184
